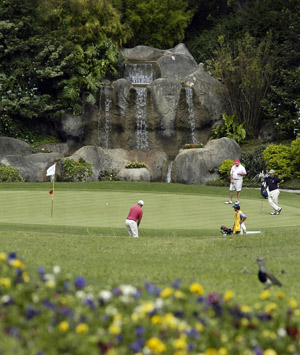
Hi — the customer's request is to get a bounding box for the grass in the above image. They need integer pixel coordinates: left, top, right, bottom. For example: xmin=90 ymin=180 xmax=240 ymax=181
xmin=0 ymin=181 xmax=300 ymax=305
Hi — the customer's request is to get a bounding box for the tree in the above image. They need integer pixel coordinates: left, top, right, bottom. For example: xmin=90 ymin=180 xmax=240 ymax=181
xmin=212 ymin=33 xmax=274 ymax=137
xmin=113 ymin=0 xmax=193 ymax=48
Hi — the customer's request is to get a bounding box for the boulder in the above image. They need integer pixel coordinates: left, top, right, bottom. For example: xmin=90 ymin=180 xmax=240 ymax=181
xmin=258 ymin=120 xmax=276 ymax=141
xmin=157 ymin=54 xmax=198 ymax=81
xmin=0 ymin=137 xmax=32 ymax=158
xmin=112 ymin=79 xmax=132 ymax=118
xmin=1 ymin=152 xmax=62 ymax=182
xmin=149 ymin=79 xmax=182 ymax=138
xmin=173 ymin=138 xmax=241 ymax=184
xmin=120 ymin=45 xmax=165 ymax=61
xmin=55 ymin=114 xmax=84 ymax=143
xmin=118 ymin=167 xmax=151 ymax=182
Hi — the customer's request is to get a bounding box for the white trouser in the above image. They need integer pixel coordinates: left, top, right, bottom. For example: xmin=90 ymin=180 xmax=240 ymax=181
xmin=125 ymin=219 xmax=139 ymax=237
xmin=268 ymin=189 xmax=280 ymax=213
xmin=240 ymin=222 xmax=247 ymax=234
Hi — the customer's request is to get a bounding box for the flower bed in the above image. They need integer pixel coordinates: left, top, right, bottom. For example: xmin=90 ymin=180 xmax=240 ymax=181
xmin=125 ymin=162 xmax=148 ymax=169
xmin=183 ymin=143 xmax=204 ymax=149
xmin=0 ymin=251 xmax=299 ymax=354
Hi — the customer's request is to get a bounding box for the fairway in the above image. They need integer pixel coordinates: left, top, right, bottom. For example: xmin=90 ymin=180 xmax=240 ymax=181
xmin=0 ymin=187 xmax=299 ymax=231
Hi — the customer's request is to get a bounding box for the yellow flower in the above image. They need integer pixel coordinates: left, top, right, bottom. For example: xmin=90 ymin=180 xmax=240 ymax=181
xmin=275 ymin=290 xmax=285 ymax=299
xmin=241 ymin=318 xmax=249 ymax=327
xmin=140 ymin=301 xmax=155 ymax=314
xmin=263 ymin=349 xmax=277 ymax=355
xmin=10 ymin=259 xmax=25 ymax=269
xmin=109 ymin=324 xmax=121 ymax=335
xmin=289 ymin=298 xmax=298 ymax=308
xmin=195 ymin=322 xmax=204 ymax=332
xmin=58 ymin=321 xmax=69 ymax=332
xmin=189 ymin=282 xmax=204 ymax=296
xmin=173 ymin=337 xmax=187 ymax=350
xmin=241 ymin=304 xmax=251 ymax=313
xmin=219 ymin=348 xmax=228 ymax=355
xmin=223 ymin=290 xmax=234 ymax=302
xmin=46 ymin=280 xmax=56 ymax=289
xmin=160 ymin=287 xmax=173 ymax=299
xmin=146 ymin=337 xmax=167 ymax=353
xmin=260 ymin=289 xmax=271 ymax=300
xmin=151 ymin=315 xmax=163 ymax=325
xmin=75 ymin=323 xmax=88 ymax=334
xmin=163 ymin=313 xmax=177 ymax=329
xmin=174 ymin=290 xmax=186 ymax=300
xmin=264 ymin=302 xmax=277 ymax=314
xmin=23 ymin=272 xmax=30 ymax=283
xmin=0 ymin=277 xmax=11 ymax=289
xmin=0 ymin=252 xmax=7 ymax=262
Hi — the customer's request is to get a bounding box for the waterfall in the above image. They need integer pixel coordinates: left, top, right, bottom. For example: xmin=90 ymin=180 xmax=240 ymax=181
xmin=124 ymin=63 xmax=154 ymax=85
xmin=185 ymin=87 xmax=196 ymax=144
xmin=135 ymin=87 xmax=149 ymax=149
xmin=166 ymin=161 xmax=173 ymax=183
xmin=98 ymin=86 xmax=112 ymax=148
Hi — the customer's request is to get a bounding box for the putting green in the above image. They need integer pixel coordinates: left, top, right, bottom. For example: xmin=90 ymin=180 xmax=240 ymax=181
xmin=0 ymin=190 xmax=299 ymax=230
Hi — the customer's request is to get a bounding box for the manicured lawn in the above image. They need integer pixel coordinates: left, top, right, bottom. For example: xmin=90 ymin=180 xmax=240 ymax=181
xmin=0 ymin=181 xmax=299 ymax=304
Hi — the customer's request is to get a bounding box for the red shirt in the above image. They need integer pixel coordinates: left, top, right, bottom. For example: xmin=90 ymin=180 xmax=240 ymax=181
xmin=127 ymin=205 xmax=143 ymax=222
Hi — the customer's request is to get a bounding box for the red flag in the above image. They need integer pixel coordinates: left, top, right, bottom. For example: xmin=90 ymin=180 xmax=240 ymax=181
xmin=49 ymin=190 xmax=53 ymax=195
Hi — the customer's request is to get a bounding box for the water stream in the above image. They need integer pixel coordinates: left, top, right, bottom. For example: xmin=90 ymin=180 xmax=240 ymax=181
xmin=185 ymin=87 xmax=196 ymax=144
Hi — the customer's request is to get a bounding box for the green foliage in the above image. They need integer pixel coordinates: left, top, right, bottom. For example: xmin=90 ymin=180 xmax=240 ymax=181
xmin=113 ymin=0 xmax=193 ymax=48
xmin=125 ymin=162 xmax=148 ymax=169
xmin=183 ymin=143 xmax=204 ymax=149
xmin=0 ymin=165 xmax=23 ymax=182
xmin=263 ymin=144 xmax=293 ymax=179
xmin=62 ymin=158 xmax=93 ymax=182
xmin=242 ymin=147 xmax=266 ymax=182
xmin=98 ymin=170 xmax=120 ymax=181
xmin=0 ymin=0 xmax=125 ymax=133
xmin=211 ymin=113 xmax=246 ymax=143
xmin=218 ymin=159 xmax=234 ymax=181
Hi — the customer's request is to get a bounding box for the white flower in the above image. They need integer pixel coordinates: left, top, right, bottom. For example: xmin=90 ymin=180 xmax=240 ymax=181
xmin=76 ymin=290 xmax=86 ymax=299
xmin=53 ymin=266 xmax=61 ymax=274
xmin=278 ymin=328 xmax=287 ymax=337
xmin=44 ymin=273 xmax=55 ymax=282
xmin=99 ymin=290 xmax=112 ymax=302
xmin=119 ymin=284 xmax=137 ymax=296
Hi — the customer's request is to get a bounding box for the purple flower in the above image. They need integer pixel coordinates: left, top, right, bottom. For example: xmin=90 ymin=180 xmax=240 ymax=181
xmin=74 ymin=277 xmax=86 ymax=290
xmin=253 ymin=346 xmax=263 ymax=355
xmin=38 ymin=266 xmax=45 ymax=275
xmin=26 ymin=305 xmax=40 ymax=320
xmin=136 ymin=326 xmax=145 ymax=337
xmin=145 ymin=282 xmax=161 ymax=296
xmin=172 ymin=278 xmax=182 ymax=289
xmin=83 ymin=297 xmax=96 ymax=310
xmin=8 ymin=252 xmax=17 ymax=260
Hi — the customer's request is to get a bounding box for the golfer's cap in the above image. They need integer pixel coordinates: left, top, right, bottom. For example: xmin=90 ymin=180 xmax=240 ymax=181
xmin=234 ymin=159 xmax=240 ymax=165
xmin=138 ymin=200 xmax=144 ymax=206
xmin=233 ymin=203 xmax=240 ymax=209
xmin=269 ymin=169 xmax=275 ymax=174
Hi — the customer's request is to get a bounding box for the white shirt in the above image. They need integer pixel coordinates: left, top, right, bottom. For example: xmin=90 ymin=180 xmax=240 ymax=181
xmin=231 ymin=164 xmax=246 ymax=180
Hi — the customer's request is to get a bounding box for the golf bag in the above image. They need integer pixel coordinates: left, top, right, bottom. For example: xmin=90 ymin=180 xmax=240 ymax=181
xmin=220 ymin=225 xmax=233 ymax=236
xmin=260 ymin=182 xmax=268 ymax=199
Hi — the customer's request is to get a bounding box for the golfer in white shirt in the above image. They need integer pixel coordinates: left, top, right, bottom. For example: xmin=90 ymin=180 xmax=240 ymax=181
xmin=224 ymin=159 xmax=247 ymax=204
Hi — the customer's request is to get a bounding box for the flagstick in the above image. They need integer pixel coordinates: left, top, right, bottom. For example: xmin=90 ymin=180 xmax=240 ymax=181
xmin=51 ymin=174 xmax=55 ymax=218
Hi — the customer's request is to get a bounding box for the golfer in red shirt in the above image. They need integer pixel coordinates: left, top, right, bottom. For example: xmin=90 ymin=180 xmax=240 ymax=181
xmin=125 ymin=200 xmax=144 ymax=237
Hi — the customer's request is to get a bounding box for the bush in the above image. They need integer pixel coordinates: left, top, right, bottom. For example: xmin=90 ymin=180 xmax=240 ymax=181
xmin=98 ymin=170 xmax=119 ymax=181
xmin=1 ymin=251 xmax=300 ymax=354
xmin=242 ymin=147 xmax=267 ymax=182
xmin=125 ymin=162 xmax=148 ymax=169
xmin=218 ymin=159 xmax=234 ymax=181
xmin=0 ymin=165 xmax=23 ymax=182
xmin=62 ymin=158 xmax=93 ymax=182
xmin=263 ymin=144 xmax=293 ymax=179
xmin=210 ymin=114 xmax=246 ymax=143
xmin=182 ymin=143 xmax=204 ymax=149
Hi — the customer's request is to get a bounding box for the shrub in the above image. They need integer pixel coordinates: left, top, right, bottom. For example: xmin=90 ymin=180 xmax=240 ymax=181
xmin=263 ymin=144 xmax=293 ymax=179
xmin=62 ymin=158 xmax=93 ymax=182
xmin=242 ymin=147 xmax=266 ymax=182
xmin=218 ymin=159 xmax=234 ymax=181
xmin=0 ymin=165 xmax=23 ymax=182
xmin=210 ymin=113 xmax=246 ymax=143
xmin=98 ymin=170 xmax=119 ymax=181
xmin=125 ymin=162 xmax=148 ymax=169
xmin=183 ymin=143 xmax=204 ymax=149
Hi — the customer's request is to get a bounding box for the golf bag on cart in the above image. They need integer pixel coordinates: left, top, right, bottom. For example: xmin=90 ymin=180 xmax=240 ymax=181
xmin=220 ymin=225 xmax=233 ymax=236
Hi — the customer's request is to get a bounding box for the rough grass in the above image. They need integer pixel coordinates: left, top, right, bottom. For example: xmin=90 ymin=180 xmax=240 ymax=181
xmin=0 ymin=182 xmax=299 ymax=304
